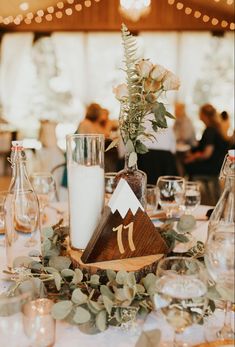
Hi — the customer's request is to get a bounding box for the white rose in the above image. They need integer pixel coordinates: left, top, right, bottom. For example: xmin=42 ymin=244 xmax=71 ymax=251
xmin=135 ymin=59 xmax=153 ymax=78
xmin=162 ymin=71 xmax=180 ymax=91
xmin=150 ymin=64 xmax=168 ymax=82
xmin=144 ymin=78 xmax=161 ymax=93
xmin=113 ymin=83 xmax=129 ymax=100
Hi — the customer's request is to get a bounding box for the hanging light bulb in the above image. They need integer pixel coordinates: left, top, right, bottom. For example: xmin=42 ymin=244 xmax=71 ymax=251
xmin=119 ymin=0 xmax=151 ymax=22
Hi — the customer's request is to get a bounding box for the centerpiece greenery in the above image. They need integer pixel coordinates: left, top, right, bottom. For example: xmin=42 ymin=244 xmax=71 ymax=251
xmin=1 ymin=217 xmax=218 ymax=335
xmin=112 ymin=24 xmax=180 ymax=167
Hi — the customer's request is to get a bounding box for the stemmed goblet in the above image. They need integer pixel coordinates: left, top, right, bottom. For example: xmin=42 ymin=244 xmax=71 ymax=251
xmin=154 ymin=257 xmax=208 ymax=347
xmin=157 ymin=176 xmax=185 ymax=219
xmin=204 ymin=227 xmax=235 ymax=340
xmin=30 ymin=172 xmax=57 ymax=225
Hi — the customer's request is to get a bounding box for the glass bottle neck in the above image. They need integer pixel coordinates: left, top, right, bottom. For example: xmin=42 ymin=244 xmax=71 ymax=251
xmin=124 ymin=152 xmax=138 ymax=171
xmin=10 ymin=156 xmax=32 ymax=192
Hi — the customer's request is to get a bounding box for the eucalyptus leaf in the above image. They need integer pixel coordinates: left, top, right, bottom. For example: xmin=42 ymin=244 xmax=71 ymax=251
xmin=53 ymin=272 xmax=62 ymax=291
xmin=90 ymin=275 xmax=100 ymax=286
xmin=100 ymin=285 xmax=115 ymax=300
xmin=13 ymin=256 xmax=33 ymax=269
xmin=114 ymin=288 xmax=127 ymax=302
xmin=106 ymin=269 xmax=116 ymax=282
xmin=165 ymin=111 xmax=175 ymax=119
xmin=103 ymin=295 xmax=113 ymax=315
xmin=73 ymin=307 xmax=91 ymax=324
xmin=135 ymin=141 xmax=148 ymax=154
xmin=128 ymin=152 xmax=137 ymax=167
xmin=49 ymin=256 xmax=71 ymax=271
xmin=42 ymin=227 xmax=54 ymax=238
xmin=42 ymin=239 xmax=52 ymax=254
xmin=123 ymin=285 xmax=134 ymax=300
xmin=72 ymin=268 xmax=83 ymax=284
xmin=125 ymin=139 xmax=135 ymax=153
xmin=44 ymin=266 xmax=58 ymax=274
xmin=142 ymin=273 xmax=157 ymax=292
xmin=88 ymin=300 xmax=103 ymax=313
xmin=96 ymin=310 xmax=107 ymax=332
xmin=116 ymin=270 xmax=128 ymax=285
xmin=127 ymin=272 xmax=136 ymax=287
xmin=105 ymin=138 xmax=119 ymax=152
xmin=52 ymin=301 xmax=73 ymax=320
xmin=136 ymin=284 xmax=146 ymax=294
xmin=72 ymin=288 xmax=88 ymax=305
xmin=61 ymin=269 xmax=75 ymax=278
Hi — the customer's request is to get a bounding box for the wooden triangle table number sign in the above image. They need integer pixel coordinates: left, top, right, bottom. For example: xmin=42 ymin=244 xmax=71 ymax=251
xmin=81 ymin=179 xmax=169 ymax=264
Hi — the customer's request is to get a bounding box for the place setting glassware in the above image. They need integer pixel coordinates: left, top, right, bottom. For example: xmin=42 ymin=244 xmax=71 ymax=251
xmin=154 ymin=256 xmax=208 ymax=347
xmin=157 ymin=176 xmax=185 ymax=219
xmin=0 ymin=291 xmax=55 ymax=347
xmin=146 ymin=184 xmax=158 ymax=216
xmin=204 ymin=225 xmax=235 ymax=341
xmin=183 ymin=181 xmax=201 ymax=215
xmin=30 ymin=172 xmax=57 ymax=225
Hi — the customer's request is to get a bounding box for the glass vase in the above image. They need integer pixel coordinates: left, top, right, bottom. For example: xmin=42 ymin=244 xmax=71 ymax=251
xmin=115 ymin=152 xmax=147 ymax=208
xmin=66 ymin=134 xmax=105 ymax=250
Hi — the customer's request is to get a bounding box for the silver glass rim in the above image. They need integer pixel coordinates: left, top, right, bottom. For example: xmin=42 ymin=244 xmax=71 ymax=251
xmin=66 ymin=133 xmax=104 ymax=140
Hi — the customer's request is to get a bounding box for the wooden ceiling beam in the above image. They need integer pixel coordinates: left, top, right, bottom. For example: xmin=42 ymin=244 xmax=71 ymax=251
xmin=1 ymin=0 xmax=234 ymax=32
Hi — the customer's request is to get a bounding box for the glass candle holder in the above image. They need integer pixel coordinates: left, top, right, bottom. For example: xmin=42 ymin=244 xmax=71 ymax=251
xmin=66 ymin=134 xmax=105 ymax=250
xmin=0 ymin=292 xmax=32 ymax=347
xmin=23 ymin=298 xmax=55 ymax=347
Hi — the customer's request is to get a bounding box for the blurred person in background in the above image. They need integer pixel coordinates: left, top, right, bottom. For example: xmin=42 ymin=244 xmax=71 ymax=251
xmin=184 ymin=104 xmax=229 ymax=176
xmin=173 ymin=102 xmax=196 ymax=147
xmin=138 ymin=122 xmax=178 ymax=185
xmin=99 ymin=108 xmax=119 ymax=139
xmin=77 ymin=103 xmax=103 ymax=134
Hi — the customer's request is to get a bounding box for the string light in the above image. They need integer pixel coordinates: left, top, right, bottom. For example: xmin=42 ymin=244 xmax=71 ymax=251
xmin=0 ymin=0 xmax=101 ymax=26
xmin=167 ymin=0 xmax=234 ymax=30
xmin=65 ymin=8 xmax=73 ymax=15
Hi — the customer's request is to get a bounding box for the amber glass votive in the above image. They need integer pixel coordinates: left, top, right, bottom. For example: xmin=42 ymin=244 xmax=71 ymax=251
xmin=23 ymin=298 xmax=55 ymax=347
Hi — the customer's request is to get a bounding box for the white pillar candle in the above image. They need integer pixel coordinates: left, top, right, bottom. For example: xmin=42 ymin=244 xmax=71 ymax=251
xmin=68 ymin=163 xmax=104 ymax=250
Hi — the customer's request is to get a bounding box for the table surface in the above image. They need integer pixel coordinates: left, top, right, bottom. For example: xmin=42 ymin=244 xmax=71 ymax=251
xmin=0 ymin=204 xmax=233 ymax=346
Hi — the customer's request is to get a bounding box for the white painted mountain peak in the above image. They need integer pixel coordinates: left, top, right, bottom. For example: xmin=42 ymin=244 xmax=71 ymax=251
xmin=108 ymin=178 xmax=144 ymax=218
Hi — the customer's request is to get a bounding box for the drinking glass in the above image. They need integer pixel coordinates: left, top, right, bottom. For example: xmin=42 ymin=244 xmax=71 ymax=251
xmin=23 ymin=298 xmax=55 ymax=347
xmin=0 ymin=191 xmax=7 ymax=246
xmin=184 ymin=182 xmax=201 ymax=214
xmin=204 ymin=229 xmax=235 ymax=340
xmin=30 ymin=172 xmax=57 ymax=224
xmin=67 ymin=134 xmax=104 ymax=250
xmin=105 ymin=172 xmax=117 ymax=203
xmin=146 ymin=184 xmax=158 ymax=215
xmin=157 ymin=176 xmax=185 ymax=218
xmin=0 ymin=292 xmax=32 ymax=347
xmin=154 ymin=257 xmax=208 ymax=347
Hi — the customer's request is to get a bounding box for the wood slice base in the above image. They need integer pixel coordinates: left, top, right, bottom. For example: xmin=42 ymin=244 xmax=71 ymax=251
xmin=67 ymin=244 xmax=163 ymax=278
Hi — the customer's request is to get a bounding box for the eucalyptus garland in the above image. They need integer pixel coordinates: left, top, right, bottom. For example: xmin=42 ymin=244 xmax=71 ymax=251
xmin=1 ymin=215 xmax=218 ymax=334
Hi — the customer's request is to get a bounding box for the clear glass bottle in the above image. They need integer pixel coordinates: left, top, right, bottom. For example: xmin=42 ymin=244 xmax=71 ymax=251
xmin=208 ymin=149 xmax=235 ymax=234
xmin=4 ymin=141 xmax=41 ymax=269
xmin=115 ymin=152 xmax=147 ymax=208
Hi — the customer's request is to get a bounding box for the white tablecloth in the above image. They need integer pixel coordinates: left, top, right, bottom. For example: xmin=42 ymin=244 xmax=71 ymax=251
xmin=0 ymin=204 xmax=231 ymax=346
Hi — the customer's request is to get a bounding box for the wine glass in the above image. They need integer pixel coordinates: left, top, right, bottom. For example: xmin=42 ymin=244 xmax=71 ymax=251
xmin=183 ymin=182 xmax=201 ymax=214
xmin=204 ymin=228 xmax=235 ymax=340
xmin=30 ymin=173 xmax=57 ymax=224
xmin=157 ymin=176 xmax=185 ymax=218
xmin=154 ymin=257 xmax=208 ymax=347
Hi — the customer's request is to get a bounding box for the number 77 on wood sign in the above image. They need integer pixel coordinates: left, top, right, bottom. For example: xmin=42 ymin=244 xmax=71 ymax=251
xmin=81 ymin=179 xmax=169 ymax=264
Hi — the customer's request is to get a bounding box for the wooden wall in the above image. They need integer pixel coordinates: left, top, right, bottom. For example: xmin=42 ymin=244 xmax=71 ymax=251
xmin=1 ymin=0 xmax=234 ymax=32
